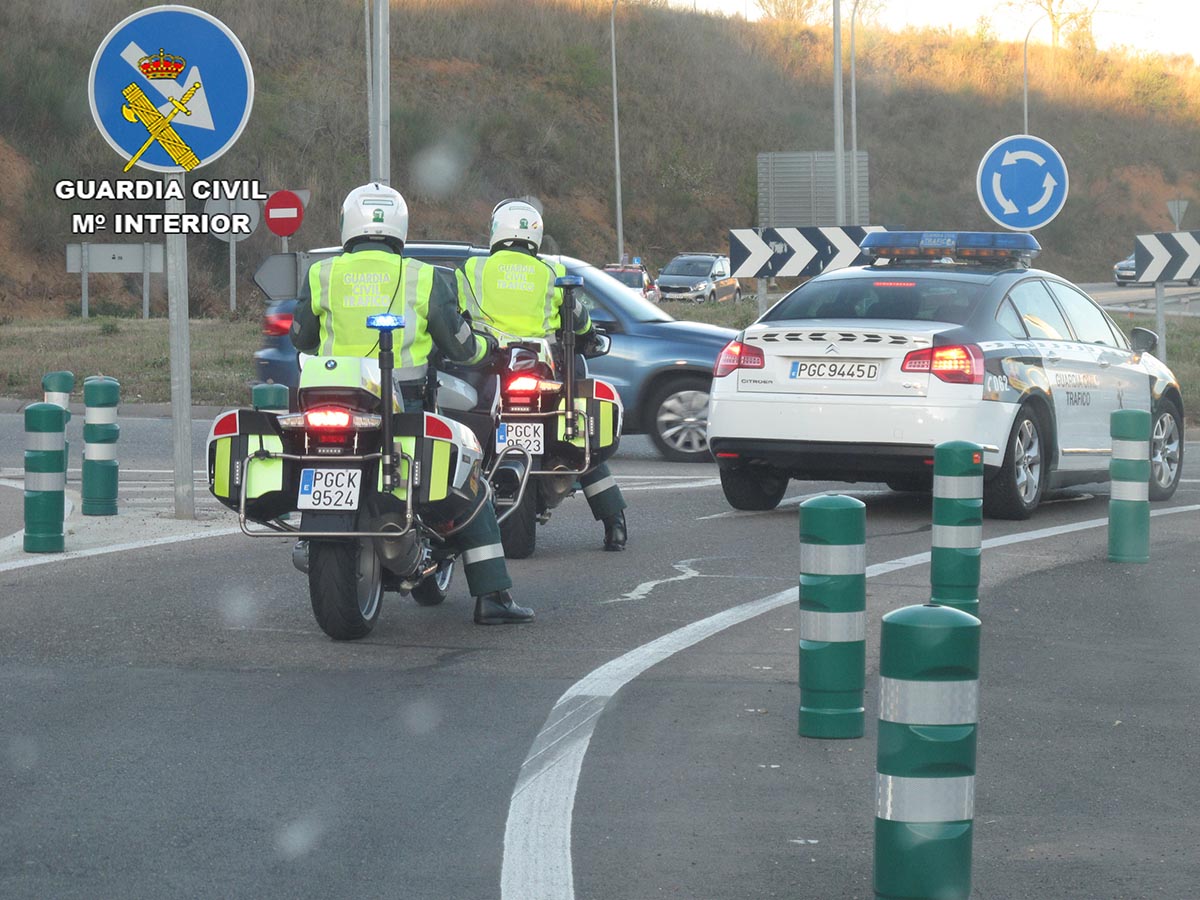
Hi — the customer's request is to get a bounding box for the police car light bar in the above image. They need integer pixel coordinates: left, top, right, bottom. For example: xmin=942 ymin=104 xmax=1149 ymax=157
xmin=860 ymin=231 xmax=1040 ymax=262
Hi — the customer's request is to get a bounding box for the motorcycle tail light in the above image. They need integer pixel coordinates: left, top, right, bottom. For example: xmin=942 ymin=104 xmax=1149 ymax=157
xmin=213 ymin=411 xmax=238 ymax=437
xmin=305 ymin=407 xmax=352 ymax=430
xmin=594 ymin=381 xmax=618 ymax=402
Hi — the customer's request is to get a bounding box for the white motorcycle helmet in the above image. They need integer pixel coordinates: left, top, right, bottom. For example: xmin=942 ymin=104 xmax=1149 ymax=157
xmin=340 ymin=183 xmax=409 ymax=249
xmin=490 ymin=199 xmax=543 ymax=252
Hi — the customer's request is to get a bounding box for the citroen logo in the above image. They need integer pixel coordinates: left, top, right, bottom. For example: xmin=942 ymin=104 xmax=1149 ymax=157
xmin=824 ymin=343 xmax=840 ymax=355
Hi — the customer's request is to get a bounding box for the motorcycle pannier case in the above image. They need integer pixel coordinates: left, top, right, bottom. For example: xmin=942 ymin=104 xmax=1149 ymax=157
xmin=206 ymin=408 xmax=295 ymax=523
xmin=381 ymin=412 xmax=486 ymax=529
xmin=547 ymin=377 xmax=623 ymax=468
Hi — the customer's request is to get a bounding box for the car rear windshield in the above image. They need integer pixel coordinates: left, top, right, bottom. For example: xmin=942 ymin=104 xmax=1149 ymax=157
xmin=608 ymin=270 xmax=643 ymax=288
xmin=763 ymin=275 xmax=989 ymax=325
xmin=661 ymin=258 xmax=712 ymax=277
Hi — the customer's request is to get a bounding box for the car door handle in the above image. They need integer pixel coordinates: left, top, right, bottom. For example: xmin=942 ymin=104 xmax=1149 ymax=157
xmin=1045 ymin=353 xmax=1061 ymax=364
xmin=1098 ymin=359 xmax=1111 ymax=368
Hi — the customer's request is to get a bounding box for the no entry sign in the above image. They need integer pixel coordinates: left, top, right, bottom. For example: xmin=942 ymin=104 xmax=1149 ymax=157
xmin=264 ymin=189 xmax=304 ymax=237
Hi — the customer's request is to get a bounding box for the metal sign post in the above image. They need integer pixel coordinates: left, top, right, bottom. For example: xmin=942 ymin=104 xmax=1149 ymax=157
xmin=81 ymin=241 xmax=90 ymax=319
xmin=165 ymin=173 xmax=194 ymax=518
xmin=67 ymin=242 xmax=164 ymax=317
xmin=205 ymin=196 xmax=259 ymax=311
xmin=370 ymin=0 xmax=390 ymax=184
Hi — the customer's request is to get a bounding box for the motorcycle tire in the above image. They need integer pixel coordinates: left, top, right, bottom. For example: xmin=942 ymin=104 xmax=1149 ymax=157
xmin=499 ymin=487 xmax=538 ymax=560
xmin=412 ymin=559 xmax=455 ymax=606
xmin=308 ymin=538 xmax=383 ymax=640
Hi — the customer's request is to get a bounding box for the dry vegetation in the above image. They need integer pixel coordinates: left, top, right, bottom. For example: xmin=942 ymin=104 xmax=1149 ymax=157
xmin=1 ymin=0 xmax=1199 ymax=322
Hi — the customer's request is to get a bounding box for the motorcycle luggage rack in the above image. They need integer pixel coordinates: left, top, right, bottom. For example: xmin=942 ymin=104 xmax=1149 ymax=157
xmin=235 ymin=447 xmax=491 ymax=541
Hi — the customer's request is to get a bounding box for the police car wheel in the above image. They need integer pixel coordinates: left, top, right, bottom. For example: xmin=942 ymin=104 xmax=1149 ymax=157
xmin=1149 ymin=398 xmax=1184 ymax=501
xmin=984 ymin=407 xmax=1047 ymax=520
xmin=412 ymin=559 xmax=455 ymax=606
xmin=720 ymin=465 xmax=788 ymax=511
xmin=308 ymin=539 xmax=383 ymax=640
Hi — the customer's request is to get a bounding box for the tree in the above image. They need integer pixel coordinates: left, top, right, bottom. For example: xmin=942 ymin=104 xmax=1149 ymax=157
xmin=1007 ymin=0 xmax=1100 ymax=50
xmin=756 ymin=0 xmax=826 ymax=24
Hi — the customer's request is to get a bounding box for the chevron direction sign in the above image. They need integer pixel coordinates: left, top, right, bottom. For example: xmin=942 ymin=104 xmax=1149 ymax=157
xmin=729 ymin=226 xmax=885 ymax=279
xmin=1134 ymin=231 xmax=1200 ymax=284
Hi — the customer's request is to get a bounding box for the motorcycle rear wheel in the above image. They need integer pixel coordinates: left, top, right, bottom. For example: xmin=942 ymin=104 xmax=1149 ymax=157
xmin=309 ymin=538 xmax=383 ymax=640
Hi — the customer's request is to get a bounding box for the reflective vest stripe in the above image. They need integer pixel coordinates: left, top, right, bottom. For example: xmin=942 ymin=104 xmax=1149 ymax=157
xmin=317 ymin=258 xmax=336 ymax=356
xmin=542 ymin=265 xmax=556 ymax=334
xmin=876 ymin=775 xmax=975 ymax=823
xmin=1111 ymin=480 xmax=1149 ymax=502
xmin=800 ymin=543 xmax=865 ymax=576
xmin=798 ymin=609 xmax=865 ymax=642
xmin=878 ymin=676 xmax=979 ymax=725
xmin=933 ymin=474 xmax=983 ymax=499
xmin=398 ymin=262 xmax=422 ymax=372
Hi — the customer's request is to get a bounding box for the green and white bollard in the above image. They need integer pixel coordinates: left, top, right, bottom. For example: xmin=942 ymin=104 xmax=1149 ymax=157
xmin=41 ymin=370 xmax=75 ymax=477
xmin=42 ymin=370 xmax=75 ymax=411
xmin=24 ymin=403 xmax=69 ymax=553
xmin=252 ymin=383 xmax=290 ymax=413
xmin=798 ymin=495 xmax=866 ymax=739
xmin=82 ymin=376 xmax=120 ymax=516
xmin=931 ymin=441 xmax=984 ymax=618
xmin=874 ymin=603 xmax=980 ymax=900
xmin=1108 ymin=409 xmax=1151 ymax=564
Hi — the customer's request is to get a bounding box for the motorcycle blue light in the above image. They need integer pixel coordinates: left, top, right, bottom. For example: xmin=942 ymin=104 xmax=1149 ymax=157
xmin=554 ymin=275 xmax=584 ymax=288
xmin=366 ymin=314 xmax=405 ymax=331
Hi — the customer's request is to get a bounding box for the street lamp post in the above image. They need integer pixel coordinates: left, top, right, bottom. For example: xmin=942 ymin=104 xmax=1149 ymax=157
xmin=610 ymin=0 xmax=625 ymax=263
xmin=849 ymin=0 xmax=863 ymax=224
xmin=832 ymin=0 xmax=846 ymax=225
xmin=1023 ymin=14 xmax=1046 ymax=135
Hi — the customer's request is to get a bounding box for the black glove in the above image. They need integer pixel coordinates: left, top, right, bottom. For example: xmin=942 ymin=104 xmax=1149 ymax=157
xmin=576 ymin=329 xmax=600 ymax=357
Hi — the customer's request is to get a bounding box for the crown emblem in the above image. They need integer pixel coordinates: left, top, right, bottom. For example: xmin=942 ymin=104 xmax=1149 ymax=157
xmin=138 ymin=48 xmax=186 ymax=80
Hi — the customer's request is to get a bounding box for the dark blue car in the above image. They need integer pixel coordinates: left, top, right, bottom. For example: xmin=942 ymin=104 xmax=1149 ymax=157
xmin=255 ymin=241 xmax=735 ymax=462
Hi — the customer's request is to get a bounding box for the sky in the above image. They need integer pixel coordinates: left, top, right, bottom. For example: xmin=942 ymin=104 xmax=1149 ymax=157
xmin=682 ymin=1 xmax=1199 ymax=60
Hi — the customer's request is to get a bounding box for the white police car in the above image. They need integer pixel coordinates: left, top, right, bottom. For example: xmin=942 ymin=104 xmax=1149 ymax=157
xmin=707 ymin=231 xmax=1184 ymax=518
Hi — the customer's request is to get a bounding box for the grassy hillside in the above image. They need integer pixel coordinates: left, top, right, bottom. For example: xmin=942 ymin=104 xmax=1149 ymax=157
xmin=1 ymin=0 xmax=1199 ymax=318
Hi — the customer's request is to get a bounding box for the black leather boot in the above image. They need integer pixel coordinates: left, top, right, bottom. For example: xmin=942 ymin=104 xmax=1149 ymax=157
xmin=473 ymin=590 xmax=535 ymax=625
xmin=603 ymin=511 xmax=627 ymax=551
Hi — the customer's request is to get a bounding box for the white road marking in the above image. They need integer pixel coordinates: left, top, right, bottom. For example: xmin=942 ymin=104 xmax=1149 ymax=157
xmin=620 ymin=479 xmax=721 ymax=493
xmin=501 ymin=503 xmax=1200 ymax=900
xmin=604 ymin=559 xmax=702 ymax=603
xmin=0 ymin=526 xmax=242 ymax=574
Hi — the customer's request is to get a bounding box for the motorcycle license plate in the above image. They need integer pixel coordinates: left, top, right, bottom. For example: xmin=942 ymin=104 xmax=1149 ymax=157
xmin=496 ymin=422 xmax=543 ymax=454
xmin=297 ymin=468 xmax=362 ymax=511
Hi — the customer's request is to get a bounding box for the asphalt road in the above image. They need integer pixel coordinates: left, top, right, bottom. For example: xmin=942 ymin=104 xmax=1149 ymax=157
xmin=1 ymin=417 xmax=1198 ymax=899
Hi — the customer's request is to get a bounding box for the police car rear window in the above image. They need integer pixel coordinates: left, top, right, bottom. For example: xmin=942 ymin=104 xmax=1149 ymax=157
xmin=764 ymin=277 xmax=987 ymax=324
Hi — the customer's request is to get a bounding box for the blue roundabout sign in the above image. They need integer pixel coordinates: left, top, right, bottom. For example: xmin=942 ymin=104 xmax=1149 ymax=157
xmin=976 ymin=134 xmax=1069 ymax=231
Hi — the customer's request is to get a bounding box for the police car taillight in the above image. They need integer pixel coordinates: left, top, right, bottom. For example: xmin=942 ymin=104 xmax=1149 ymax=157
xmin=714 ymin=340 xmax=765 ymax=378
xmin=901 ymin=344 xmax=984 ymax=385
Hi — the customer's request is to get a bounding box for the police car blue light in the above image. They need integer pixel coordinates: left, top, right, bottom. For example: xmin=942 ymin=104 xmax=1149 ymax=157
xmin=366 ymin=314 xmax=405 ymax=331
xmin=860 ymin=231 xmax=1040 ymax=261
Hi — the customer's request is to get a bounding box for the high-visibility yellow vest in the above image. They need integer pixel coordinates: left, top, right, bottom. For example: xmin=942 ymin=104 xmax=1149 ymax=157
xmin=460 ymin=251 xmax=567 ymax=338
xmin=308 ymin=250 xmax=434 ymax=381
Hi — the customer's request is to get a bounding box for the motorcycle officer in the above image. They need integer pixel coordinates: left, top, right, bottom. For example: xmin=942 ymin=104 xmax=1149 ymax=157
xmin=458 ymin=199 xmax=628 ymax=551
xmin=290 ymin=183 xmax=534 ymax=625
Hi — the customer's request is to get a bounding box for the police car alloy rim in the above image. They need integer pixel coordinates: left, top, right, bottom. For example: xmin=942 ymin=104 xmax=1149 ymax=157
xmin=1014 ymin=418 xmax=1042 ymax=503
xmin=1151 ymin=410 xmax=1181 ymax=489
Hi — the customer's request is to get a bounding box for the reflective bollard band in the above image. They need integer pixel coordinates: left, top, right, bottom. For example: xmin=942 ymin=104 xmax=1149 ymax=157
xmin=1108 ymin=409 xmax=1151 ymax=564
xmin=874 ymin=603 xmax=980 ymax=900
xmin=798 ymin=495 xmax=866 ymax=740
